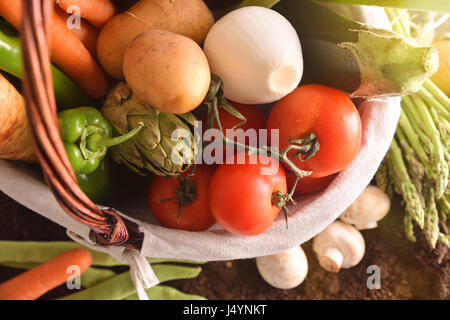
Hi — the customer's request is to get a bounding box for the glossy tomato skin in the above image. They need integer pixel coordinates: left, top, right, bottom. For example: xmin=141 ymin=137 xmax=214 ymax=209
xmin=286 ymin=173 xmax=336 ymax=195
xmin=267 ymin=84 xmax=361 ymax=178
xmin=148 ymin=165 xmax=216 ymax=231
xmin=209 ymin=154 xmax=287 ymax=236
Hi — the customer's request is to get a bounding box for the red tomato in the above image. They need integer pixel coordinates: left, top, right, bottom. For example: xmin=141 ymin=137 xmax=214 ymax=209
xmin=148 ymin=165 xmax=216 ymax=231
xmin=202 ymin=101 xmax=267 ymax=158
xmin=267 ymin=84 xmax=361 ymax=178
xmin=209 ymin=154 xmax=287 ymax=236
xmin=286 ymin=173 xmax=336 ymax=195
xmin=213 ymin=101 xmax=267 ymax=137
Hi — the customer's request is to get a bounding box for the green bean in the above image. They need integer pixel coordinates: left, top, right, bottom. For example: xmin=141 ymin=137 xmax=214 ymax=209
xmin=58 ymin=265 xmax=202 ymax=300
xmin=59 ymin=272 xmax=135 ymax=300
xmin=147 ymin=258 xmax=207 ymax=265
xmin=124 ymin=285 xmax=206 ymax=300
xmin=0 ymin=241 xmax=120 ymax=266
xmin=150 ymin=264 xmax=202 ymax=283
xmin=80 ymin=268 xmax=116 ymax=288
xmin=0 ymin=261 xmax=39 ymax=269
xmin=0 ymin=241 xmax=207 ymax=267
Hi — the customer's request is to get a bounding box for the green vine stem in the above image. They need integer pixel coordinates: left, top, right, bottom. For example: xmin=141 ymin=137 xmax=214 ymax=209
xmin=204 ymin=75 xmax=319 ymax=180
xmin=203 ymin=75 xmax=319 ymax=220
xmin=159 ymin=165 xmax=197 ymax=222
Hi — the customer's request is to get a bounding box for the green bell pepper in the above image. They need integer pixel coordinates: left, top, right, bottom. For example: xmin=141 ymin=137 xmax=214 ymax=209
xmin=0 ymin=20 xmax=92 ymax=109
xmin=76 ymin=157 xmax=112 ymax=202
xmin=58 ymin=107 xmax=143 ymax=174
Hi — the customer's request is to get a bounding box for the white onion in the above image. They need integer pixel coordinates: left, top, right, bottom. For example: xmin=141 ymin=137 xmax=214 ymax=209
xmin=203 ymin=6 xmax=303 ymax=105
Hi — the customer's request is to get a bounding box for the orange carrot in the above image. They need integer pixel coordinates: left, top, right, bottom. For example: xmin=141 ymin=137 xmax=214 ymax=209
xmin=0 ymin=1 xmax=109 ymax=100
xmin=56 ymin=0 xmax=118 ymax=29
xmin=55 ymin=6 xmax=99 ymax=57
xmin=0 ymin=249 xmax=92 ymax=300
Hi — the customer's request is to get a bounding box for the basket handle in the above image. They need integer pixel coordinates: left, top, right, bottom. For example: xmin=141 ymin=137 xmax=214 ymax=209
xmin=19 ymin=0 xmax=143 ymax=249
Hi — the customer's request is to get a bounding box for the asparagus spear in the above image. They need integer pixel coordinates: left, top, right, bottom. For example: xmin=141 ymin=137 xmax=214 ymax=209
xmin=424 ymin=189 xmax=440 ymax=248
xmin=380 ymin=8 xmax=450 ymax=247
xmin=388 ymin=139 xmax=425 ymax=229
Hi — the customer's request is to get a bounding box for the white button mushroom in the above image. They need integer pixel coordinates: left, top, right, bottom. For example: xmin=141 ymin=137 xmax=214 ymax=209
xmin=312 ymin=221 xmax=365 ymax=273
xmin=339 ymin=185 xmax=391 ymax=230
xmin=256 ymin=246 xmax=308 ymax=289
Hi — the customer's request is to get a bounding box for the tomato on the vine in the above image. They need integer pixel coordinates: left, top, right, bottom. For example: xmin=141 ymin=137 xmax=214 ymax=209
xmin=209 ymin=154 xmax=287 ymax=236
xmin=267 ymin=84 xmax=361 ymax=178
xmin=148 ymin=165 xmax=216 ymax=231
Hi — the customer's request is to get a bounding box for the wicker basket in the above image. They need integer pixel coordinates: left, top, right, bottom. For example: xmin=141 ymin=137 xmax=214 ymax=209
xmin=11 ymin=0 xmax=400 ymax=264
xmin=20 ymin=0 xmax=143 ymax=249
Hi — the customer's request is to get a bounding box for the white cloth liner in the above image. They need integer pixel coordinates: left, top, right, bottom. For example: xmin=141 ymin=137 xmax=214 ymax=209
xmin=0 ymin=97 xmax=400 ymax=299
xmin=66 ymin=230 xmax=159 ymax=300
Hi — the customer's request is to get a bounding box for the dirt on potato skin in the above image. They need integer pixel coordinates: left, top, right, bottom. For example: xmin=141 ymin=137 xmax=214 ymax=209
xmin=0 ymin=191 xmax=448 ymax=300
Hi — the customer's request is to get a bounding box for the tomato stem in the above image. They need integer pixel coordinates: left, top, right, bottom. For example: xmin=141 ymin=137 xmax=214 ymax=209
xmin=271 ymin=176 xmax=300 ymax=228
xmin=203 ymin=76 xmax=312 ymax=228
xmin=203 ymin=75 xmax=320 ymax=180
xmin=158 ymin=165 xmax=197 ymax=223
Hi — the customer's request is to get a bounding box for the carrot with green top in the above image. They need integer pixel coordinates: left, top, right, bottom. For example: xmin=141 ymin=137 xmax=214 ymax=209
xmin=0 ymin=1 xmax=109 ymax=100
xmin=0 ymin=248 xmax=92 ymax=300
xmin=56 ymin=0 xmax=118 ymax=29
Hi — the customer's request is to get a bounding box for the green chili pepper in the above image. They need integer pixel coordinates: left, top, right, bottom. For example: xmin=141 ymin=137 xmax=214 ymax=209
xmin=58 ymin=107 xmax=144 ymax=174
xmin=76 ymin=157 xmax=112 ymax=203
xmin=0 ymin=20 xmax=92 ymax=109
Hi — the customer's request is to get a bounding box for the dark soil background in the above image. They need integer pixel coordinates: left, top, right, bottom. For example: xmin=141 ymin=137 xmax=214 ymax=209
xmin=0 ymin=191 xmax=448 ymax=300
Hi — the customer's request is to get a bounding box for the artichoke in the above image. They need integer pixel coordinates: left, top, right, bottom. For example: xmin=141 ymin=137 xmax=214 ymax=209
xmin=101 ymin=83 xmax=198 ymax=176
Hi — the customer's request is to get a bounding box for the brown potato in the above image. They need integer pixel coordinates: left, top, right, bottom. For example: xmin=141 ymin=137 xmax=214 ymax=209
xmin=0 ymin=74 xmax=36 ymax=162
xmin=97 ymin=0 xmax=214 ymax=80
xmin=123 ymin=30 xmax=211 ymax=114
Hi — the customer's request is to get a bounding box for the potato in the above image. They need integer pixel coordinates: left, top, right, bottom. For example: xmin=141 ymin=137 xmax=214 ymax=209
xmin=97 ymin=0 xmax=214 ymax=80
xmin=123 ymin=30 xmax=211 ymax=114
xmin=0 ymin=74 xmax=36 ymax=162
